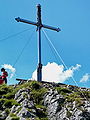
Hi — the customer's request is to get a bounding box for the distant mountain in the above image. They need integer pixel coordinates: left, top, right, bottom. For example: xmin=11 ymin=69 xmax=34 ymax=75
xmin=0 ymin=80 xmax=90 ymax=120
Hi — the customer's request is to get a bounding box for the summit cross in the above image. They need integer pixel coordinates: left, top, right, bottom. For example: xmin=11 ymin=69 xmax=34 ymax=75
xmin=15 ymin=4 xmax=61 ymax=82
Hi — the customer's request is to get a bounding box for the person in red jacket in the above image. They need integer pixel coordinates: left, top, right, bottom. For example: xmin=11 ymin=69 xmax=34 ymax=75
xmin=1 ymin=68 xmax=8 ymax=84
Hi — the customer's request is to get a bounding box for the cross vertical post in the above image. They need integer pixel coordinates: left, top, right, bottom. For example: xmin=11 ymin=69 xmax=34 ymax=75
xmin=37 ymin=4 xmax=42 ymax=82
xmin=15 ymin=4 xmax=61 ymax=82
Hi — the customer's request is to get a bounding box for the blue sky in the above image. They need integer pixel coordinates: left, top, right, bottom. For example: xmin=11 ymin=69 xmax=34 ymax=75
xmin=0 ymin=0 xmax=90 ymax=87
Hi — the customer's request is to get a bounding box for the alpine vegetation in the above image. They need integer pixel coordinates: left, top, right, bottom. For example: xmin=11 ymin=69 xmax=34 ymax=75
xmin=0 ymin=80 xmax=90 ymax=120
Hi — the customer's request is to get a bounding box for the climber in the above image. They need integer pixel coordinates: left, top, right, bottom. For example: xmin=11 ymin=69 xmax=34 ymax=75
xmin=1 ymin=68 xmax=8 ymax=84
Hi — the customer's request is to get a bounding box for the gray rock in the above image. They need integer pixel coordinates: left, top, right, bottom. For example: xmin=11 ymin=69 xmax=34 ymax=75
xmin=17 ymin=107 xmax=36 ymax=118
xmin=21 ymin=98 xmax=34 ymax=109
xmin=4 ymin=82 xmax=90 ymax=120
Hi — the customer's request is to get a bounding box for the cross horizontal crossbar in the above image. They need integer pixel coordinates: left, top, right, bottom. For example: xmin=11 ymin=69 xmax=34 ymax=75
xmin=15 ymin=17 xmax=61 ymax=32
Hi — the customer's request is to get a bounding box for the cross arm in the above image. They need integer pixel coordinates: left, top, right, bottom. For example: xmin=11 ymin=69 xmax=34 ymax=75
xmin=15 ymin=17 xmax=38 ymax=26
xmin=42 ymin=24 xmax=61 ymax=32
xmin=15 ymin=17 xmax=61 ymax=32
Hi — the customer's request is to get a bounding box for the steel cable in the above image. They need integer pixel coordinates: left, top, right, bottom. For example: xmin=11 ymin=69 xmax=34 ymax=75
xmin=0 ymin=28 xmax=31 ymax=42
xmin=42 ymin=29 xmax=89 ymax=102
xmin=13 ymin=29 xmax=35 ymax=67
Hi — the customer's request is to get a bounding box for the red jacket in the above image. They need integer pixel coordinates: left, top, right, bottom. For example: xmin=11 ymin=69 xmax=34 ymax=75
xmin=1 ymin=71 xmax=8 ymax=79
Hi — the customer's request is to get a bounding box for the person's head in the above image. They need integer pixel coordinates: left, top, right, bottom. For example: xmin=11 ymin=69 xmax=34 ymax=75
xmin=1 ymin=68 xmax=5 ymax=72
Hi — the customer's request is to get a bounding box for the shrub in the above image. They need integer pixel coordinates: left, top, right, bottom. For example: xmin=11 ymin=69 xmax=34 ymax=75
xmin=31 ymin=88 xmax=47 ymax=104
xmin=26 ymin=118 xmax=32 ymax=120
xmin=10 ymin=113 xmax=20 ymax=120
xmin=65 ymin=92 xmax=80 ymax=102
xmin=36 ymin=108 xmax=47 ymax=119
xmin=4 ymin=99 xmax=20 ymax=108
xmin=36 ymin=105 xmax=46 ymax=112
xmin=3 ymin=92 xmax=15 ymax=99
xmin=0 ymin=85 xmax=12 ymax=96
xmin=0 ymin=98 xmax=6 ymax=110
xmin=30 ymin=81 xmax=41 ymax=90
xmin=75 ymin=98 xmax=84 ymax=109
xmin=79 ymin=91 xmax=90 ymax=98
xmin=10 ymin=113 xmax=17 ymax=117
xmin=40 ymin=118 xmax=48 ymax=120
xmin=35 ymin=104 xmax=47 ymax=119
xmin=56 ymin=87 xmax=72 ymax=95
xmin=11 ymin=117 xmax=20 ymax=120
xmin=5 ymin=108 xmax=10 ymax=115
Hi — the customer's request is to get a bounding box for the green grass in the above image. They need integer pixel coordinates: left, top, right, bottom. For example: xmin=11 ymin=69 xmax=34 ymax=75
xmin=11 ymin=117 xmax=20 ymax=120
xmin=56 ymin=87 xmax=72 ymax=95
xmin=78 ymin=91 xmax=90 ymax=98
xmin=4 ymin=99 xmax=20 ymax=108
xmin=2 ymin=81 xmax=88 ymax=119
xmin=10 ymin=113 xmax=20 ymax=120
xmin=0 ymin=84 xmax=13 ymax=97
xmin=35 ymin=104 xmax=47 ymax=112
xmin=31 ymin=87 xmax=47 ymax=104
xmin=5 ymin=108 xmax=10 ymax=115
xmin=35 ymin=117 xmax=48 ymax=120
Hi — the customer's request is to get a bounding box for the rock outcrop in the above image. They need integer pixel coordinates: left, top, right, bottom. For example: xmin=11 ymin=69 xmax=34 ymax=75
xmin=0 ymin=81 xmax=90 ymax=120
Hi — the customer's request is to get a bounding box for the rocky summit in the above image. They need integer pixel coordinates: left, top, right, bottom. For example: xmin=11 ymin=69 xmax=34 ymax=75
xmin=0 ymin=80 xmax=90 ymax=120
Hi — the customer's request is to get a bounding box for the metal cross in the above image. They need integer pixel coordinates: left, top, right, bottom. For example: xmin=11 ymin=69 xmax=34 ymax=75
xmin=15 ymin=4 xmax=61 ymax=82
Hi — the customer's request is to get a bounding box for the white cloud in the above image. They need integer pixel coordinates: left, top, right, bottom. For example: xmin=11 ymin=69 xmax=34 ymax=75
xmin=71 ymin=64 xmax=81 ymax=71
xmin=80 ymin=73 xmax=90 ymax=83
xmin=32 ymin=62 xmax=81 ymax=83
xmin=1 ymin=64 xmax=16 ymax=78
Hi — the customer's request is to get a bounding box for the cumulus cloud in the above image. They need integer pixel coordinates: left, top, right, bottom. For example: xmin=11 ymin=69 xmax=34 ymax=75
xmin=80 ymin=73 xmax=90 ymax=83
xmin=1 ymin=64 xmax=16 ymax=78
xmin=32 ymin=62 xmax=81 ymax=83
